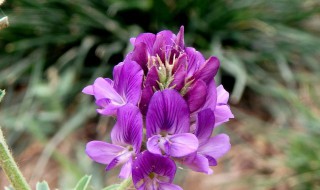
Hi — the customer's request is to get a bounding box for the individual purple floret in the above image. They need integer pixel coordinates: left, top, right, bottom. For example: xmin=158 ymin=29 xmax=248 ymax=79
xmin=146 ymin=89 xmax=198 ymax=157
xmin=179 ymin=109 xmax=231 ymax=174
xmin=214 ymin=85 xmax=234 ymax=126
xmin=132 ymin=151 xmax=182 ymax=190
xmin=85 ymin=104 xmax=143 ymax=178
xmin=82 ymin=60 xmax=143 ymax=116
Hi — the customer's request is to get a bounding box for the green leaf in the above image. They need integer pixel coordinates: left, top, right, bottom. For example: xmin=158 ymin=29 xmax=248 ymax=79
xmin=102 ymin=184 xmax=120 ymax=190
xmin=74 ymin=175 xmax=92 ymax=190
xmin=36 ymin=181 xmax=50 ymax=190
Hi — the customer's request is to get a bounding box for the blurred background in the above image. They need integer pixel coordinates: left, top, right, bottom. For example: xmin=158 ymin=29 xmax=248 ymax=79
xmin=1 ymin=0 xmax=320 ymax=189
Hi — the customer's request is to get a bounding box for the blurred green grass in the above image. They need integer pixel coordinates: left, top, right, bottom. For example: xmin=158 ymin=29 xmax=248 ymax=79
xmin=0 ymin=0 xmax=320 ymax=189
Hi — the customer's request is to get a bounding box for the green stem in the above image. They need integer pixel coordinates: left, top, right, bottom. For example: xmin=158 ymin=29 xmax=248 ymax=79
xmin=117 ymin=178 xmax=132 ymax=190
xmin=0 ymin=127 xmax=32 ymax=190
xmin=0 ymin=90 xmax=32 ymax=190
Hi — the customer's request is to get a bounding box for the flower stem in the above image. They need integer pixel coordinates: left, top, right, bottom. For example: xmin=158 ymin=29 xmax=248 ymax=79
xmin=117 ymin=178 xmax=132 ymax=190
xmin=0 ymin=90 xmax=32 ymax=190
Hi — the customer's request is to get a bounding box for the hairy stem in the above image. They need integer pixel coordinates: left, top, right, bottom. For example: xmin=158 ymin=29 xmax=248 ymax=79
xmin=0 ymin=90 xmax=32 ymax=190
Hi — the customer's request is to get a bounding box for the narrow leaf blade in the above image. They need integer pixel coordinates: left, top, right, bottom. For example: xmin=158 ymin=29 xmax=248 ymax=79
xmin=74 ymin=175 xmax=92 ymax=190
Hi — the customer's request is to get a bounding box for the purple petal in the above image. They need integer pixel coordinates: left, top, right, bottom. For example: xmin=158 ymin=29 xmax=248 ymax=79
xmin=216 ymin=85 xmax=230 ymax=104
xmin=214 ymin=85 xmax=234 ymax=126
xmin=113 ymin=60 xmax=143 ymax=105
xmin=146 ymin=135 xmax=163 ymax=155
xmin=84 ymin=77 xmax=124 ymax=116
xmin=149 ymin=154 xmax=176 ymax=180
xmin=198 ymin=134 xmax=231 ymax=159
xmin=119 ymin=157 xmax=133 ymax=179
xmin=134 ymin=33 xmax=156 ymax=54
xmin=170 ymin=61 xmax=187 ymax=91
xmin=192 ymin=56 xmax=220 ymax=84
xmin=130 ymin=37 xmax=136 ymax=45
xmin=202 ymin=80 xmax=217 ymax=111
xmin=139 ymin=86 xmax=154 ymax=115
xmin=184 ymin=80 xmax=208 ymax=113
xmin=111 ymin=104 xmax=143 ymax=152
xmin=194 ymin=109 xmax=215 ymax=144
xmin=180 ymin=153 xmax=213 ymax=174
xmin=158 ymin=182 xmax=183 ymax=190
xmin=95 ymin=98 xmax=111 ymax=107
xmin=205 ymin=155 xmax=218 ymax=166
xmin=96 ymin=106 xmax=120 ymax=116
xmin=96 ymin=99 xmax=120 ymax=116
xmin=175 ymin=26 xmax=185 ymax=50
xmin=85 ymin=141 xmax=125 ymax=165
xmin=185 ymin=47 xmax=205 ymax=77
xmin=166 ymin=133 xmax=199 ymax=157
xmin=139 ymin=66 xmax=159 ymax=115
xmin=144 ymin=66 xmax=159 ymax=88
xmin=130 ymin=42 xmax=149 ymax=72
xmin=132 ymin=151 xmax=176 ymax=189
xmin=172 ymin=53 xmax=187 ymax=74
xmin=106 ymin=151 xmax=132 ymax=171
xmin=82 ymin=85 xmax=94 ymax=95
xmin=146 ymin=89 xmax=190 ymax=137
xmin=170 ymin=26 xmax=185 ymax=61
xmin=153 ymin=30 xmax=176 ymax=61
xmin=92 ymin=77 xmax=123 ymax=103
xmin=214 ymin=104 xmax=234 ymax=127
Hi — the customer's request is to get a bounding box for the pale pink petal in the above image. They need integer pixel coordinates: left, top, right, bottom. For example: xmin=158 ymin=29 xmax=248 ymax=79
xmin=158 ymin=182 xmax=183 ymax=190
xmin=181 ymin=153 xmax=213 ymax=174
xmin=146 ymin=135 xmax=162 ymax=155
xmin=216 ymin=85 xmax=230 ymax=104
xmin=214 ymin=104 xmax=234 ymax=127
xmin=119 ymin=157 xmax=133 ymax=179
xmin=82 ymin=85 xmax=94 ymax=95
xmin=93 ymin=77 xmax=123 ymax=103
xmin=85 ymin=141 xmax=125 ymax=165
xmin=166 ymin=133 xmax=199 ymax=157
xmin=198 ymin=134 xmax=231 ymax=159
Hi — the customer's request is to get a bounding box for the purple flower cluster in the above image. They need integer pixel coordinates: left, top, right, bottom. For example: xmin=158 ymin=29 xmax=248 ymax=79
xmin=83 ymin=26 xmax=234 ymax=190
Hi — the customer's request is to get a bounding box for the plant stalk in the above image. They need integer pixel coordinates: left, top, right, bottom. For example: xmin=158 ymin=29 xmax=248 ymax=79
xmin=0 ymin=90 xmax=32 ymax=190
